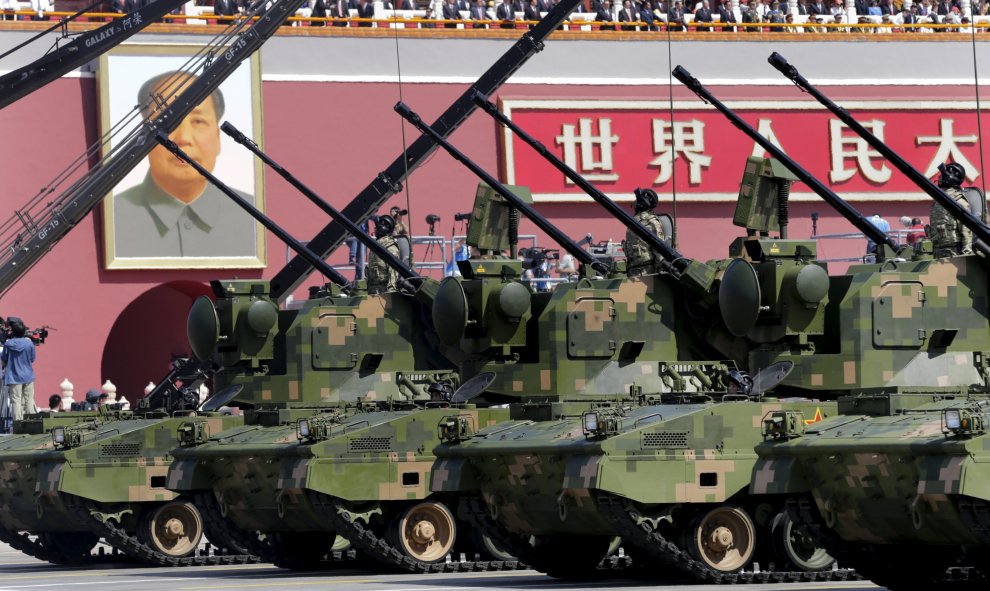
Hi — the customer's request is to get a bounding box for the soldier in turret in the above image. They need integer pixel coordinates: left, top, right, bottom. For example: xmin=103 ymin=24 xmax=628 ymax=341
xmin=366 ymin=214 xmax=400 ymax=294
xmin=623 ymin=187 xmax=666 ymax=277
xmin=929 ymin=162 xmax=974 ymax=257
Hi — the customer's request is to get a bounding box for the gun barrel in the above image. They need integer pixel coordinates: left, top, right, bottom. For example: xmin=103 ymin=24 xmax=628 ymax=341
xmin=472 ymin=91 xmax=689 ymax=272
xmin=153 ymin=131 xmax=349 ymax=287
xmin=221 ymin=122 xmax=418 ymax=281
xmin=394 ymin=101 xmax=607 ymax=274
xmin=672 ymin=65 xmax=899 ymax=255
xmin=768 ymin=52 xmax=990 ymax=248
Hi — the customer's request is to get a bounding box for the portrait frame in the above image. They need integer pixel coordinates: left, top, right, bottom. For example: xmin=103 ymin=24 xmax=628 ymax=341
xmin=99 ymin=44 xmax=266 ymax=270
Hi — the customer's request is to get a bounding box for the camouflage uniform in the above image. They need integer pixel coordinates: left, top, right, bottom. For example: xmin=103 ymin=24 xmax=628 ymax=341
xmin=366 ymin=235 xmax=400 ymax=293
xmin=929 ymin=186 xmax=974 ymax=257
xmin=624 ymin=210 xmax=666 ymax=276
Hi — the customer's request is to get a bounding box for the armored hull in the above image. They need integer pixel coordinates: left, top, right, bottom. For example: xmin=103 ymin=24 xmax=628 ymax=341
xmin=0 ymin=413 xmax=247 ymax=565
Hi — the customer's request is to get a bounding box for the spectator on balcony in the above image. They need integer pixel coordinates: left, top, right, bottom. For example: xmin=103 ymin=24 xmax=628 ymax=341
xmin=795 ymin=0 xmax=808 ymax=13
xmin=829 ymin=0 xmax=843 ymax=16
xmin=442 ymin=0 xmax=459 ymax=26
xmin=310 ymin=0 xmax=329 ymax=25
xmin=667 ymin=0 xmax=685 ymax=28
xmin=524 ymin=0 xmax=540 ymax=24
xmin=641 ymin=0 xmax=658 ymax=29
xmin=936 ymin=0 xmax=950 ymax=17
xmin=458 ymin=0 xmax=471 ymax=10
xmin=832 ymin=12 xmax=846 ymax=30
xmin=766 ymin=0 xmax=784 ymax=29
xmin=718 ymin=0 xmax=737 ymax=29
xmin=330 ymin=0 xmax=349 ymax=24
xmin=496 ymin=0 xmax=517 ymax=26
xmin=356 ymin=0 xmax=374 ymax=25
xmin=618 ymin=0 xmax=640 ymax=28
xmin=808 ymin=0 xmax=826 ymax=15
xmin=111 ymin=0 xmax=126 ymax=13
xmin=595 ymin=0 xmax=616 ymax=28
xmin=215 ymin=0 xmax=238 ymax=18
xmin=867 ymin=0 xmax=881 ymax=15
xmin=694 ymin=0 xmax=713 ymax=29
xmin=471 ymin=0 xmax=489 ymax=25
xmin=741 ymin=1 xmax=760 ymax=30
xmin=754 ymin=0 xmax=770 ymax=20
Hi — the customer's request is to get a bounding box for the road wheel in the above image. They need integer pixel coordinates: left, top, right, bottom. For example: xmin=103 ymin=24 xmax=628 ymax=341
xmin=395 ymin=501 xmax=456 ymax=563
xmin=685 ymin=505 xmax=755 ymax=573
xmin=769 ymin=511 xmax=834 ymax=571
xmin=142 ymin=500 xmax=203 ymax=558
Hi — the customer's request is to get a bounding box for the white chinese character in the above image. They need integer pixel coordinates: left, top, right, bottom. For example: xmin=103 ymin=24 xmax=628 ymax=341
xmin=133 ymin=12 xmax=143 ymax=25
xmin=751 ymin=119 xmax=786 ymax=158
xmin=829 ymin=119 xmax=891 ymax=184
xmin=122 ymin=16 xmax=132 ymax=29
xmin=916 ymin=119 xmax=979 ymax=181
xmin=555 ymin=118 xmax=620 ymax=183
xmin=649 ymin=119 xmax=712 ymax=185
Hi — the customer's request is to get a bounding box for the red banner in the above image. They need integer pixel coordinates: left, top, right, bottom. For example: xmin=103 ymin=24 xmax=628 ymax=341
xmin=500 ymin=99 xmax=989 ymax=202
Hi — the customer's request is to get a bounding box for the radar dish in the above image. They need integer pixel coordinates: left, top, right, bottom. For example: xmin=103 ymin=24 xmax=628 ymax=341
xmin=451 ymin=372 xmax=497 ymax=404
xmin=751 ymin=361 xmax=795 ymax=396
xmin=199 ymin=384 xmax=244 ymax=412
xmin=188 ymin=296 xmax=220 ymax=361
xmin=434 ymin=277 xmax=468 ymax=346
xmin=719 ymin=259 xmax=761 ymax=337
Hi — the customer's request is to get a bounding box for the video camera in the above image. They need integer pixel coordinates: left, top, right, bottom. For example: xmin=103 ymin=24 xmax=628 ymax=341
xmin=454 ymin=212 xmax=472 ymax=222
xmin=519 ymin=247 xmax=559 ymax=270
xmin=425 ymin=214 xmax=441 ymax=237
xmin=0 ymin=318 xmax=51 ymax=346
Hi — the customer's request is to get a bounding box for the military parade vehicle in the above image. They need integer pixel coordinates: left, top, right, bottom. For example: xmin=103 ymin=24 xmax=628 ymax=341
xmin=742 ymin=54 xmax=990 ymax=591
xmin=404 ymin=93 xmax=860 ymax=583
xmin=0 ymin=0 xmax=320 ymax=566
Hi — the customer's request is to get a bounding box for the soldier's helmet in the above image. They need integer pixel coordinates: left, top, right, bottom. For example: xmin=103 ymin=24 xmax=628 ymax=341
xmin=374 ymin=214 xmax=396 ymax=238
xmin=937 ymin=162 xmax=965 ymax=189
xmin=726 ymin=370 xmax=753 ymax=397
xmin=633 ymin=188 xmax=659 ymax=213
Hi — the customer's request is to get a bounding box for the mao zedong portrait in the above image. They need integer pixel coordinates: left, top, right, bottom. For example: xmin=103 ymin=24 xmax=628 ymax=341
xmin=113 ymin=71 xmax=256 ymax=259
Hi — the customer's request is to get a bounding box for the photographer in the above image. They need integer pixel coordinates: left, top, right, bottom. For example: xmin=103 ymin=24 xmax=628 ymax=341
xmin=1 ymin=317 xmax=37 ymax=421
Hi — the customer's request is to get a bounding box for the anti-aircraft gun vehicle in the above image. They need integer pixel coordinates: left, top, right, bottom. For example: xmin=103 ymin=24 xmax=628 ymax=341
xmin=424 ymin=65 xmax=990 ymax=582
xmin=741 ymin=54 xmax=990 ymax=590
xmin=0 ymin=0 xmax=319 ymax=567
xmin=410 ymin=94 xmax=858 ymax=583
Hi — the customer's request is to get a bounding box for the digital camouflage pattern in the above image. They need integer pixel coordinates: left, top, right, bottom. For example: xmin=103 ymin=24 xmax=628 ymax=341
xmin=0 ymin=411 xmax=242 ymax=536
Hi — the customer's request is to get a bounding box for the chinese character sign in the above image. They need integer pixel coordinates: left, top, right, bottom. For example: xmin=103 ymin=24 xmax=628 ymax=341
xmin=500 ymin=99 xmax=988 ymax=202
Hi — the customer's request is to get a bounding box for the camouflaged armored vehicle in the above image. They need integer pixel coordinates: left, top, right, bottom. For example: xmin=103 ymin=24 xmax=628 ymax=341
xmin=163 ymin=130 xmax=521 ymax=571
xmin=428 ymin=163 xmax=849 ymax=582
xmin=744 ymin=55 xmax=990 ymax=591
xmin=0 ymin=364 xmax=255 ymax=566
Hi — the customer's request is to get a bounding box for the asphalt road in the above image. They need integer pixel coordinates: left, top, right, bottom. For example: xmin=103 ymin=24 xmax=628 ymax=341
xmin=0 ymin=543 xmax=884 ymax=591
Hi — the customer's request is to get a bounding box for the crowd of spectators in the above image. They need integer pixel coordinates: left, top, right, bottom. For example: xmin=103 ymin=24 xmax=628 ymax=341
xmin=0 ymin=0 xmax=985 ymax=30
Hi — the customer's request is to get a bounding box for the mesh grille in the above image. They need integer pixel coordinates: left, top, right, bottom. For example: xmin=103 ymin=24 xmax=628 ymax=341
xmin=100 ymin=443 xmax=141 ymax=457
xmin=348 ymin=437 xmax=393 ymax=452
xmin=642 ymin=432 xmax=689 ymax=449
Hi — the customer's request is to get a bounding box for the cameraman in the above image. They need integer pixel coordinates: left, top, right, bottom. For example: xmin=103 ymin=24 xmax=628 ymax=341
xmin=1 ymin=317 xmax=37 ymax=421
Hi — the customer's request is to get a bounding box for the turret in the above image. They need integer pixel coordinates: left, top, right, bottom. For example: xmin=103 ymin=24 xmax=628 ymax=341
xmin=396 ymin=101 xmax=734 ymax=405
xmin=158 ymin=133 xmax=455 ymax=419
xmin=675 ymin=65 xmax=990 ymax=400
xmin=471 ymin=93 xmax=829 ymax=362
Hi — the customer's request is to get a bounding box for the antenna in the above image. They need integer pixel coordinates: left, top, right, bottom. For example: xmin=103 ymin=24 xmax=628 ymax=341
xmin=665 ymin=7 xmax=678 ymax=249
xmin=970 ymin=9 xmax=988 ymax=203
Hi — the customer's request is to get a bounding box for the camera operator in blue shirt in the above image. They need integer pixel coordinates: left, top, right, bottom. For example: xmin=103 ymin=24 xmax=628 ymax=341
xmin=1 ymin=317 xmax=37 ymax=421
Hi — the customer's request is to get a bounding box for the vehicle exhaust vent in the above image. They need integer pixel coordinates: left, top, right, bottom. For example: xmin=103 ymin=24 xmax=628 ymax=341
xmin=348 ymin=437 xmax=393 ymax=452
xmin=100 ymin=443 xmax=141 ymax=457
xmin=642 ymin=432 xmax=689 ymax=449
